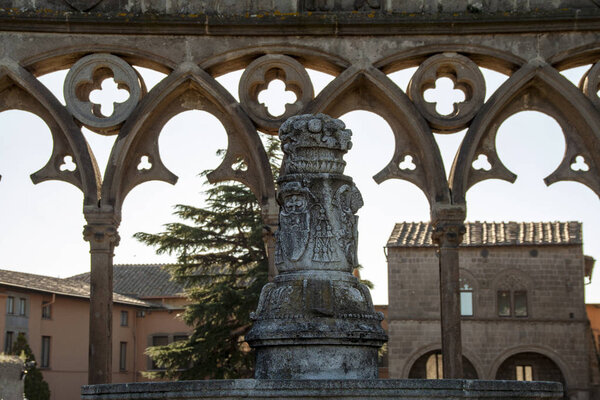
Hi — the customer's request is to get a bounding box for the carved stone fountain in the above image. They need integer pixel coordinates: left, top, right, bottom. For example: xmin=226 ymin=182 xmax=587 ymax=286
xmin=82 ymin=114 xmax=562 ymax=399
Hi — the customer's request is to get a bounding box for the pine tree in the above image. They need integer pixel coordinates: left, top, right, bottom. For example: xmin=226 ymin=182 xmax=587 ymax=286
xmin=134 ymin=138 xmax=280 ymax=380
xmin=11 ymin=333 xmax=50 ymax=400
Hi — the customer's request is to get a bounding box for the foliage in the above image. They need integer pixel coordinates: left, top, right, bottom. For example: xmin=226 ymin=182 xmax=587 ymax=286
xmin=135 ymin=138 xmax=280 ymax=380
xmin=11 ymin=333 xmax=50 ymax=400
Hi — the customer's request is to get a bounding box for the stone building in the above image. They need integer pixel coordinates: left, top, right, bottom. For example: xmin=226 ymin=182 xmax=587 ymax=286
xmin=386 ymin=221 xmax=599 ymax=400
xmin=0 ymin=265 xmax=190 ymax=400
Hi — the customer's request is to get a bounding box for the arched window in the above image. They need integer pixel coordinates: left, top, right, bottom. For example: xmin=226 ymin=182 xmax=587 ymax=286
xmin=496 ymin=275 xmax=529 ymax=318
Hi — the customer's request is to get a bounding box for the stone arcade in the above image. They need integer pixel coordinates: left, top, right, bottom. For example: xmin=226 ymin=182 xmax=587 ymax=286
xmin=1 ymin=1 xmax=600 ymax=398
xmin=81 ymin=115 xmax=561 ymax=399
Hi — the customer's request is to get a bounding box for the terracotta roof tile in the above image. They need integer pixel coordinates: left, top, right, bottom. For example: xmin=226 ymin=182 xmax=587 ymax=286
xmin=387 ymin=221 xmax=582 ymax=248
xmin=0 ymin=269 xmax=152 ymax=307
xmin=70 ymin=264 xmax=184 ymax=299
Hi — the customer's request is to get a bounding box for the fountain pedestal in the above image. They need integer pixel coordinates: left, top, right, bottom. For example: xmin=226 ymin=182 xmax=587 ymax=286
xmin=82 ymin=114 xmax=563 ymax=400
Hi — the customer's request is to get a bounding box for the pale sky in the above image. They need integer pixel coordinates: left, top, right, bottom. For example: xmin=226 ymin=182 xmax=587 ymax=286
xmin=0 ymin=65 xmax=598 ymax=306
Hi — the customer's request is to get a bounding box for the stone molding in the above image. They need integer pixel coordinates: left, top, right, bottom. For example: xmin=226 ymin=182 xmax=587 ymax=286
xmin=81 ymin=378 xmax=564 ymax=400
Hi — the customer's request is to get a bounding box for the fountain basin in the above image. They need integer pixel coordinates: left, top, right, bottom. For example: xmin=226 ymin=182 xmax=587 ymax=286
xmin=82 ymin=378 xmax=563 ymax=399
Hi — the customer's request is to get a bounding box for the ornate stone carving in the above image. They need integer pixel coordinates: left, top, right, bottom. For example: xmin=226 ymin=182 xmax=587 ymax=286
xmin=239 ymin=55 xmax=314 ymax=133
xmin=408 ymin=52 xmax=485 ymax=133
xmin=83 ymin=223 xmax=120 ymax=247
xmin=247 ymin=114 xmax=386 ymax=380
xmin=64 ymin=53 xmax=143 ymax=135
xmin=432 ymin=221 xmax=466 ymax=248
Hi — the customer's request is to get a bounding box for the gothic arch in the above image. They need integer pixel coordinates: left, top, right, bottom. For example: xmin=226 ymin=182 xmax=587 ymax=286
xmin=450 ymin=60 xmax=600 ymax=204
xmin=403 ymin=342 xmax=484 ymax=380
xmin=199 ymin=44 xmax=350 ymax=77
xmin=102 ymin=62 xmax=276 ymax=221
xmin=489 ymin=345 xmax=572 ymax=388
xmin=22 ymin=45 xmax=176 ymax=76
xmin=306 ymin=64 xmax=449 ymax=207
xmin=0 ymin=61 xmax=100 ymax=205
xmin=374 ymin=43 xmax=525 ymax=75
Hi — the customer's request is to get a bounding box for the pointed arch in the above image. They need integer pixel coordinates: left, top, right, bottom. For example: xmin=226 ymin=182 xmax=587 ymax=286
xmin=450 ymin=60 xmax=600 ymax=204
xmin=0 ymin=61 xmax=100 ymax=206
xmin=374 ymin=43 xmax=525 ymax=76
xmin=198 ymin=44 xmax=350 ymax=77
xmin=103 ymin=62 xmax=276 ymax=222
xmin=306 ymin=64 xmax=449 ymax=207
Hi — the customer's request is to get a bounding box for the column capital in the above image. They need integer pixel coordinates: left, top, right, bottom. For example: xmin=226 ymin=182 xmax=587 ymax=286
xmin=83 ymin=223 xmax=120 ymax=247
xmin=431 ymin=203 xmax=466 ymax=248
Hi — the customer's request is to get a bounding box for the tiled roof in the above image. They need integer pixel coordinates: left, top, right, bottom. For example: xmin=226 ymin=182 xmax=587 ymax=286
xmin=0 ymin=269 xmax=152 ymax=307
xmin=387 ymin=221 xmax=582 ymax=248
xmin=70 ymin=264 xmax=184 ymax=299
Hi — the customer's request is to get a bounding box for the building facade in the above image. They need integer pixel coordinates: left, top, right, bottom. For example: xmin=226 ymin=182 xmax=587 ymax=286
xmin=0 ymin=265 xmax=190 ymax=400
xmin=387 ymin=221 xmax=599 ymax=400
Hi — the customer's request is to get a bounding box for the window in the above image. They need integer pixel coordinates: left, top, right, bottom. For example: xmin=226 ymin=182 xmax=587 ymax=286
xmin=497 ymin=290 xmax=528 ymax=317
xmin=514 ymin=291 xmax=528 ymax=317
xmin=426 ymin=353 xmax=443 ymax=379
xmin=120 ymin=311 xmax=128 ymax=327
xmin=516 ymin=365 xmax=533 ymax=381
xmin=119 ymin=342 xmax=127 ymax=371
xmin=4 ymin=331 xmax=14 ymax=353
xmin=151 ymin=336 xmax=168 ymax=369
xmin=460 ymin=279 xmax=473 ymax=316
xmin=173 ymin=335 xmax=188 ymax=343
xmin=18 ymin=298 xmax=26 ymax=316
xmin=497 ymin=290 xmax=511 ymax=316
xmin=41 ymin=336 xmax=50 ymax=368
xmin=42 ymin=301 xmax=51 ymax=319
xmin=6 ymin=296 xmax=14 ymax=314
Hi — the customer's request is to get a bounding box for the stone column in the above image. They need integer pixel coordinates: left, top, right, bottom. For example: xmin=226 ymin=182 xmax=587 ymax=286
xmin=246 ymin=114 xmax=387 ymax=379
xmin=431 ymin=204 xmax=466 ymax=379
xmin=83 ymin=212 xmax=120 ymax=385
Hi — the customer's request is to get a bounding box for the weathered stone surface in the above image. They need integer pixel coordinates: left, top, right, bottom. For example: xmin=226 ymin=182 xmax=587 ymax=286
xmin=246 ymin=114 xmax=386 ymax=379
xmin=0 ymin=355 xmax=24 ymax=400
xmin=81 ymin=378 xmax=563 ymax=399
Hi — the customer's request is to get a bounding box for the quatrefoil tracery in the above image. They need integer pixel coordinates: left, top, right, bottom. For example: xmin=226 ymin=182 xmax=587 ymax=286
xmin=408 ymin=53 xmax=486 ymax=133
xmin=64 ymin=53 xmax=143 ymax=135
xmin=239 ymin=55 xmax=314 ymax=133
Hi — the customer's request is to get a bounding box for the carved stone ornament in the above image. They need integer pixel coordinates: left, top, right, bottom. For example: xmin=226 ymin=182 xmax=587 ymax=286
xmin=246 ymin=114 xmax=387 ymax=380
xmin=63 ymin=0 xmax=103 ymax=11
xmin=581 ymin=62 xmax=600 ymax=110
xmin=64 ymin=53 xmax=143 ymax=135
xmin=239 ymin=55 xmax=314 ymax=133
xmin=408 ymin=52 xmax=485 ymax=133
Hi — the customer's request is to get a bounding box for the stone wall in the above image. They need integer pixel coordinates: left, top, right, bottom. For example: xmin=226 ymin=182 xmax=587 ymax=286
xmin=0 ymin=355 xmax=24 ymax=400
xmin=0 ymin=0 xmax=598 ymax=14
xmin=387 ymin=244 xmax=592 ymax=399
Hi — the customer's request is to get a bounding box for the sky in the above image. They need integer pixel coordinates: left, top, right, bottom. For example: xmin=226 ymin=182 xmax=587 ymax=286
xmin=0 ymin=64 xmax=599 ymax=306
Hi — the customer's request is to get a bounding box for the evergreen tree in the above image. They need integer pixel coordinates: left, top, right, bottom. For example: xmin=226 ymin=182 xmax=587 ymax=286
xmin=134 ymin=139 xmax=280 ymax=380
xmin=11 ymin=333 xmax=50 ymax=400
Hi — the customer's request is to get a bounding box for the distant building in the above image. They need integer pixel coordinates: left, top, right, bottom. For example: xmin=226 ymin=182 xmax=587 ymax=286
xmin=0 ymin=265 xmax=190 ymax=400
xmin=386 ymin=221 xmax=600 ymax=400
